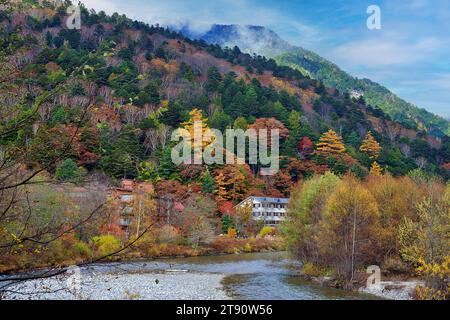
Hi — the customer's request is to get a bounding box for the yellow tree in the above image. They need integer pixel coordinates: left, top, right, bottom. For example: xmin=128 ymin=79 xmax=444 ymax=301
xmin=369 ymin=161 xmax=383 ymax=176
xmin=360 ymin=131 xmax=382 ymax=159
xmin=316 ymin=129 xmax=346 ymax=157
xmin=182 ymin=108 xmax=215 ymax=150
xmin=214 ymin=172 xmax=230 ymax=201
xmin=317 ymin=177 xmax=380 ymax=280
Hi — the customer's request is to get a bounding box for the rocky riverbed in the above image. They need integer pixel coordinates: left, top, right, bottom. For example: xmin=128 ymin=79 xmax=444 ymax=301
xmin=2 ymin=270 xmax=230 ymax=300
xmin=359 ymin=280 xmax=424 ymax=300
xmin=1 ymin=252 xmax=382 ymax=300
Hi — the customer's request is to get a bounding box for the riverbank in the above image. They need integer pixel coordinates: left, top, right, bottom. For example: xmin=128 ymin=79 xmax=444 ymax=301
xmin=2 ymin=252 xmax=378 ymax=300
xmin=358 ymin=280 xmax=424 ymax=300
xmin=0 ymin=236 xmax=285 ymax=275
xmin=3 ymin=270 xmax=230 ymax=300
xmin=303 ymin=274 xmax=421 ymax=300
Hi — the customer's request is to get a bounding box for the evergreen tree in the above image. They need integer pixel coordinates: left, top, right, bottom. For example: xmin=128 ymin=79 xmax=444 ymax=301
xmin=161 ymin=101 xmax=184 ymax=127
xmin=158 ymin=146 xmax=178 ymax=179
xmin=206 ymin=67 xmax=222 ymax=92
xmin=221 ymin=215 xmax=235 ymax=234
xmin=210 ymin=107 xmax=231 ymax=131
xmin=55 ymin=159 xmax=79 ymax=181
xmin=283 ymin=111 xmax=302 ymax=157
xmin=346 ymin=131 xmax=361 ymax=148
xmin=233 ymin=117 xmax=248 ymax=130
xmin=202 ymin=170 xmax=215 ymax=194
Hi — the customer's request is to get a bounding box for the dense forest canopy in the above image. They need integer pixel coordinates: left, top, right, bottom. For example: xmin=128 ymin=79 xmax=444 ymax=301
xmin=0 ymin=0 xmax=448 ymax=186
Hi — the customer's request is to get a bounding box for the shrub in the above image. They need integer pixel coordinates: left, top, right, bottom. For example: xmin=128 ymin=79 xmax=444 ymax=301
xmin=91 ymin=235 xmax=121 ymax=257
xmin=382 ymin=256 xmax=411 ymax=275
xmin=157 ymin=225 xmax=180 ymax=244
xmin=74 ymin=241 xmax=92 ymax=259
xmin=301 ymin=262 xmax=321 ymax=277
xmin=227 ymin=228 xmax=237 ymax=239
xmin=414 ymin=257 xmax=450 ymax=300
xmin=258 ymin=226 xmax=277 ymax=238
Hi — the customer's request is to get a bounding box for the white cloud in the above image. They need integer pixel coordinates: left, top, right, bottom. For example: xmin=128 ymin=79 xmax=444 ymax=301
xmin=80 ymin=0 xmax=320 ymax=43
xmin=332 ymin=37 xmax=443 ymax=67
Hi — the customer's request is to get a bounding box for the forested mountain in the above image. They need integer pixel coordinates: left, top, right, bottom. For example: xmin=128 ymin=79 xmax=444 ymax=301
xmin=182 ymin=24 xmax=450 ymax=138
xmin=1 ymin=0 xmax=449 ymax=194
xmin=1 ymin=1 xmax=449 ymax=297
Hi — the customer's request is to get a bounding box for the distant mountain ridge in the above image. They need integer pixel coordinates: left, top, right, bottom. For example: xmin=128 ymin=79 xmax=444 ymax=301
xmin=178 ymin=24 xmax=450 ymax=137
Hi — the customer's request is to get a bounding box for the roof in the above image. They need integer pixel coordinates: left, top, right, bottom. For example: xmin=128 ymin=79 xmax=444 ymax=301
xmin=249 ymin=196 xmax=289 ymax=203
xmin=235 ymin=196 xmax=289 ymax=208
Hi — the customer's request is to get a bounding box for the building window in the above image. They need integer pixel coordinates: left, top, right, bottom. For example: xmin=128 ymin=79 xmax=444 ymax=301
xmin=120 ymin=195 xmax=133 ymax=202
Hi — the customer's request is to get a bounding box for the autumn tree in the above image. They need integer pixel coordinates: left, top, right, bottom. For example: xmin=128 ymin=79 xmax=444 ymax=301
xmin=297 ymin=136 xmax=314 ymax=159
xmin=131 ymin=183 xmax=156 ymax=239
xmin=188 ymin=216 xmax=215 ymax=249
xmin=364 ymin=175 xmax=421 ymax=265
xmin=316 ymin=129 xmax=346 ymax=158
xmin=214 ymin=172 xmax=230 ymax=201
xmin=398 ymin=194 xmax=449 ymax=266
xmin=369 ymin=161 xmax=383 ymax=176
xmin=318 ymin=176 xmax=380 ymax=280
xmin=248 ymin=118 xmax=290 ymax=148
xmin=283 ymin=172 xmax=341 ymax=264
xmin=235 ymin=202 xmax=253 ymax=236
xmin=360 ymin=131 xmax=382 ymax=159
xmin=182 ymin=108 xmax=216 ymax=163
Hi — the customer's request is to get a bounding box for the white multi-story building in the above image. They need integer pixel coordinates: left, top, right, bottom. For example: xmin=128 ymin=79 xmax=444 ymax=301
xmin=235 ymin=196 xmax=289 ymax=226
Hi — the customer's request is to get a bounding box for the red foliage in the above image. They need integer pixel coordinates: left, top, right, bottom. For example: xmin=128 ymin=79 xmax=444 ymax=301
xmin=249 ymin=118 xmax=289 ymax=147
xmin=297 ymin=136 xmax=314 ymax=158
xmin=287 ymin=158 xmax=329 ymax=180
xmin=179 ymin=164 xmax=203 ymax=181
xmin=218 ymin=201 xmax=236 ymax=216
xmin=42 ymin=125 xmax=100 ymax=166
xmin=155 ymin=179 xmax=189 ymax=200
xmin=271 ymin=171 xmax=293 ymax=196
xmin=189 ymin=182 xmax=203 ymax=193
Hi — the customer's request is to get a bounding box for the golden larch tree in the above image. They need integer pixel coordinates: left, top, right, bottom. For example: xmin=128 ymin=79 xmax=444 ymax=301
xmin=360 ymin=131 xmax=382 ymax=159
xmin=370 ymin=161 xmax=383 ymax=176
xmin=214 ymin=172 xmax=230 ymax=201
xmin=182 ymin=108 xmax=215 ymax=150
xmin=316 ymin=129 xmax=346 ymax=157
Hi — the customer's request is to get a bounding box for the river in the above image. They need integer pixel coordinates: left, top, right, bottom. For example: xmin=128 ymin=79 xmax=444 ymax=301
xmin=2 ymin=252 xmax=379 ymax=300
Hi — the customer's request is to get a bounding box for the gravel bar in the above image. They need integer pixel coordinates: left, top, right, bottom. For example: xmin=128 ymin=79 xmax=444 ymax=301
xmin=3 ymin=270 xmax=231 ymax=300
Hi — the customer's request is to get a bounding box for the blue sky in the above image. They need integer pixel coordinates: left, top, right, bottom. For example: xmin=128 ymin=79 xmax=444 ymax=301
xmin=81 ymin=0 xmax=450 ymax=118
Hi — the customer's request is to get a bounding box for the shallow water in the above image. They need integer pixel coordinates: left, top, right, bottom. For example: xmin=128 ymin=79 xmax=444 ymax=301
xmin=85 ymin=251 xmax=378 ymax=300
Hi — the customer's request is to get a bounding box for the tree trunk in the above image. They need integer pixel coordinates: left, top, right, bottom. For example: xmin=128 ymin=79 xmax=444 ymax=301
xmin=350 ymin=207 xmax=357 ymax=281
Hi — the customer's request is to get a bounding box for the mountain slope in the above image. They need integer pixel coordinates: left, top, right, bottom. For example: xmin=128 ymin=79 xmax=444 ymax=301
xmin=182 ymin=24 xmax=450 ymax=137
xmin=0 ymin=1 xmax=449 ymax=184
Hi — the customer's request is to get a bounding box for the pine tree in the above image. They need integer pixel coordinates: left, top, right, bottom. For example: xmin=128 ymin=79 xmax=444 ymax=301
xmin=316 ymin=129 xmax=346 ymax=157
xmin=370 ymin=161 xmax=383 ymax=176
xmin=360 ymin=131 xmax=382 ymax=159
xmin=202 ymin=170 xmax=215 ymax=194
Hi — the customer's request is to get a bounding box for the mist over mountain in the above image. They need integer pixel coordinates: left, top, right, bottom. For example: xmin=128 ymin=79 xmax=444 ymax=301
xmin=177 ymin=24 xmax=450 ymax=137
